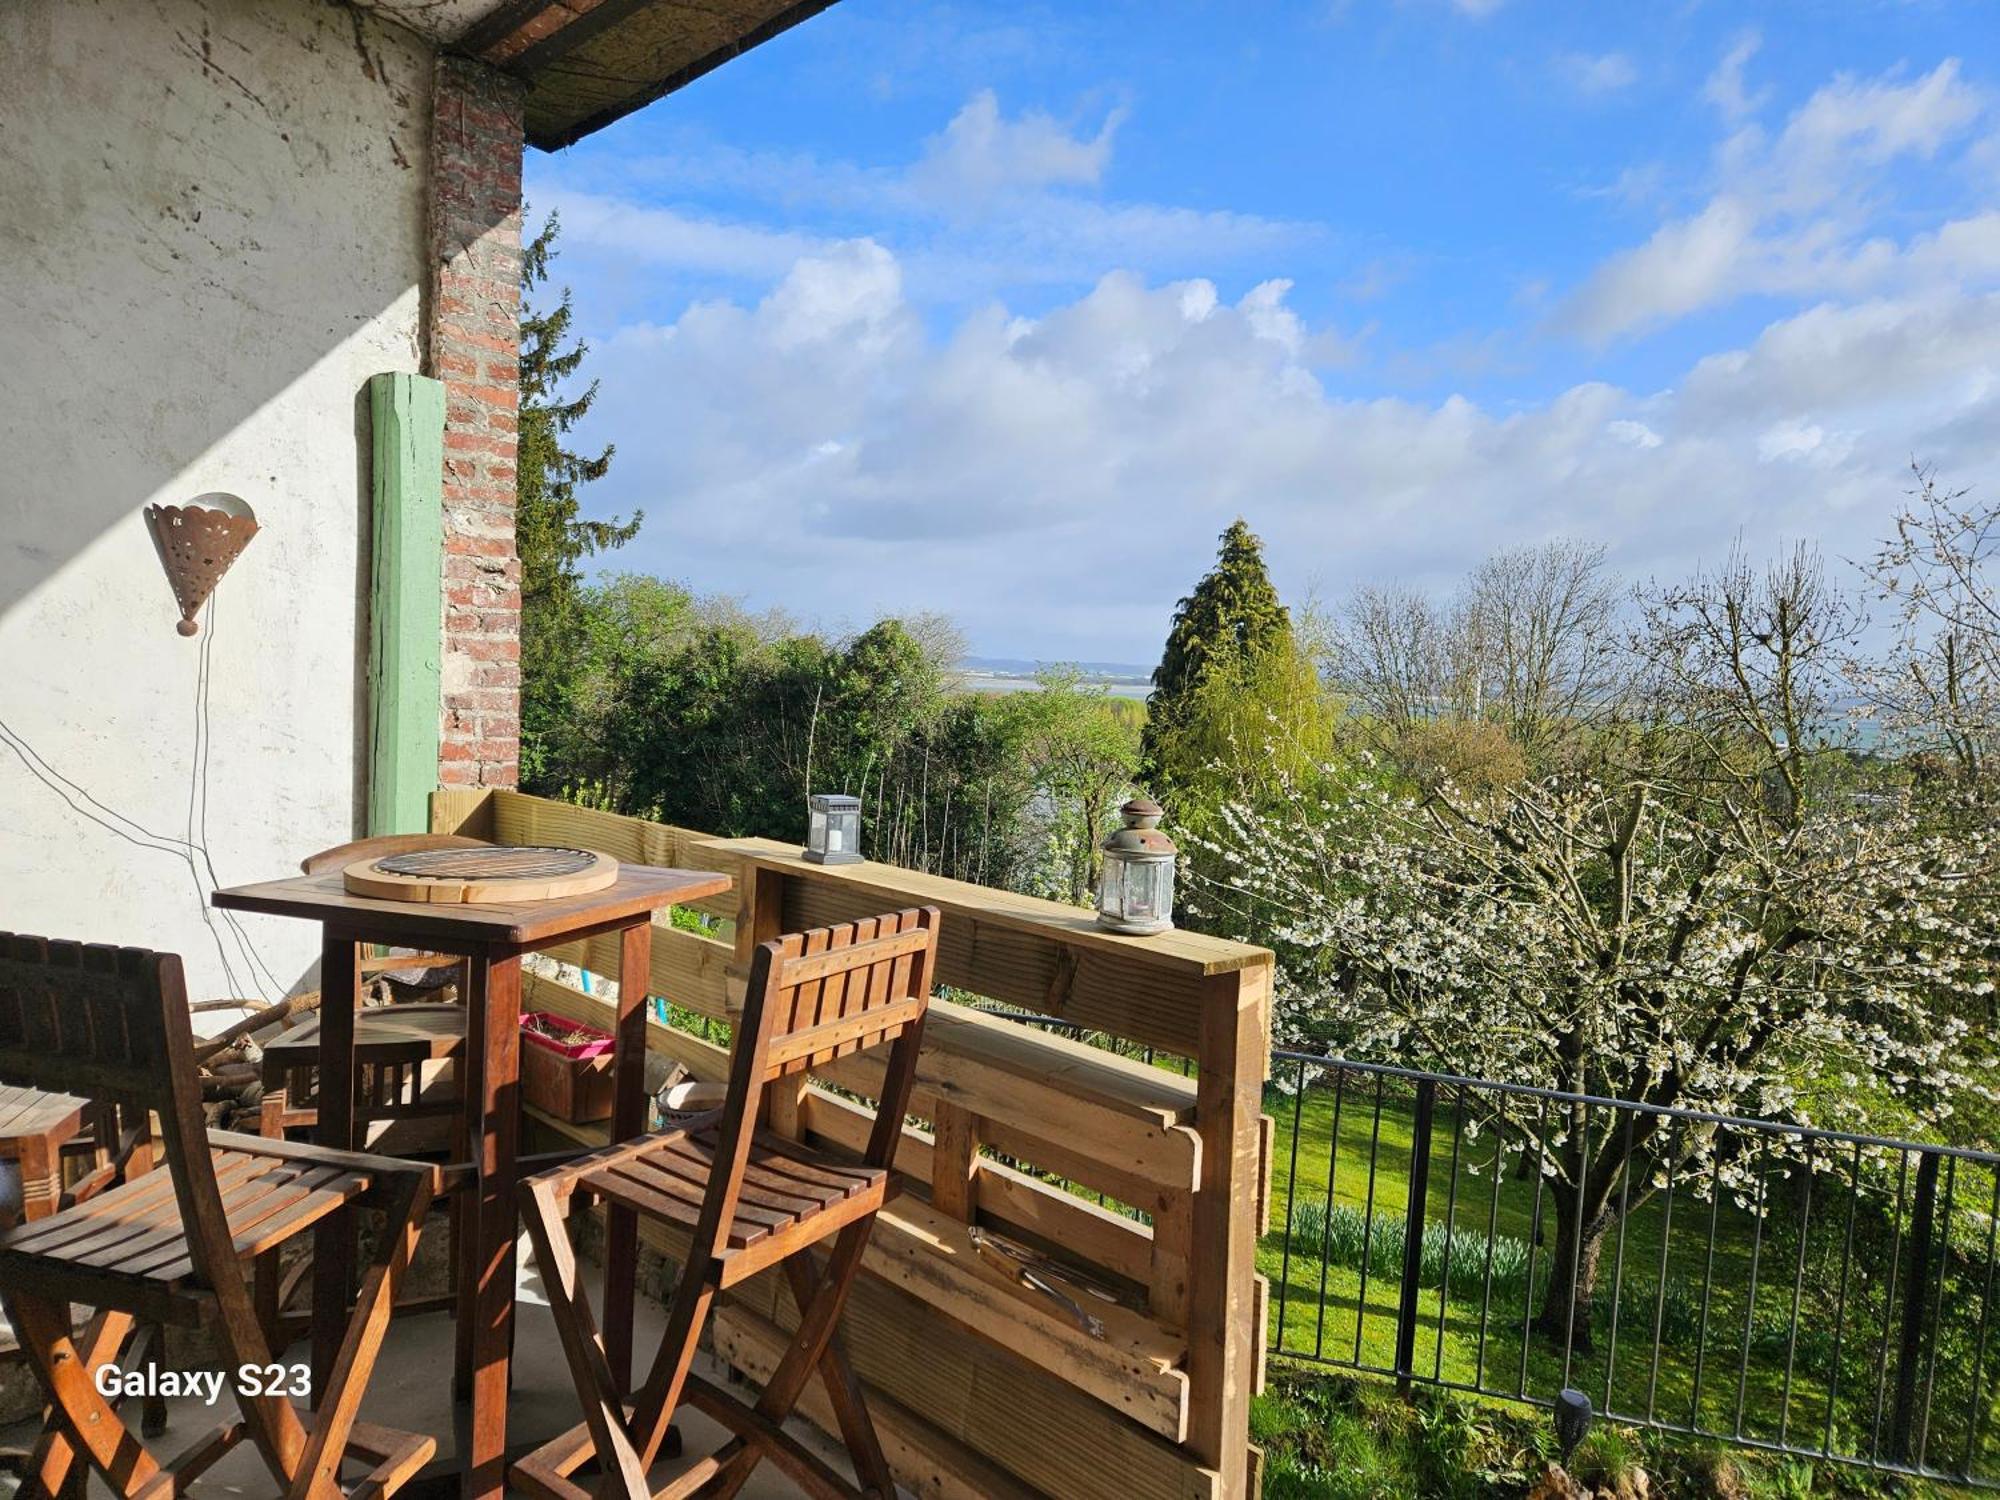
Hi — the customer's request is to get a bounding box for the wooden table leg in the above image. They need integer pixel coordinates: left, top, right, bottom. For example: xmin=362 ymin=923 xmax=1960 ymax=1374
xmin=604 ymin=916 xmax=653 ymax=1393
xmin=463 ymin=949 xmax=521 ymax=1500
xmin=310 ymin=931 xmax=359 ymax=1403
xmin=453 ymin=967 xmax=484 ymax=1406
xmin=14 ymin=1132 xmax=58 ymax=1225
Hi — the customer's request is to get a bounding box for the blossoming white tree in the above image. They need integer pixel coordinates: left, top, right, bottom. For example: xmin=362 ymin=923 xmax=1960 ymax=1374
xmin=1194 ymin=546 xmax=1997 ymax=1350
xmin=1859 ymin=464 xmax=2000 ymax=782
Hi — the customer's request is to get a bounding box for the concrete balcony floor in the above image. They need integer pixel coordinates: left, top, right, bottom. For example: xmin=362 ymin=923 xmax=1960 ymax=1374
xmin=0 ymin=1234 xmax=864 ymax=1498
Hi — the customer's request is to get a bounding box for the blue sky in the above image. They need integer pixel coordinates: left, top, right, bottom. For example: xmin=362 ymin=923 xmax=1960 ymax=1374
xmin=528 ymin=0 xmax=2000 ymax=663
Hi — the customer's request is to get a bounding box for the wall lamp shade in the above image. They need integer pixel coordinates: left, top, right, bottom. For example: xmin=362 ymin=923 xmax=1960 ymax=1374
xmin=144 ymin=494 xmax=259 ymax=636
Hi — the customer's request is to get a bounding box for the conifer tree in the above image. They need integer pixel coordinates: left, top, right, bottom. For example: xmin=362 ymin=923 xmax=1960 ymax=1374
xmin=517 ymin=210 xmax=640 ymax=785
xmin=1141 ymin=518 xmax=1291 ymax=787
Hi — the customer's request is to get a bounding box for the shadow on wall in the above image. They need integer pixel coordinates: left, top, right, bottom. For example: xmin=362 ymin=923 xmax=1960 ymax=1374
xmin=0 ymin=0 xmax=507 ymax=622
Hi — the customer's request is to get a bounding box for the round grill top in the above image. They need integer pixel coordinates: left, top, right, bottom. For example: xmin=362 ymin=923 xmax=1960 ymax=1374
xmin=343 ymin=844 xmax=620 ymax=903
xmin=373 ymin=846 xmax=600 ymax=880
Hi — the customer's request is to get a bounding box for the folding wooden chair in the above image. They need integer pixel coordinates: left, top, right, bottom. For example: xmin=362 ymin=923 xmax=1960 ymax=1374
xmin=513 ymin=906 xmax=941 ymax=1500
xmin=0 ymin=932 xmax=440 ymax=1498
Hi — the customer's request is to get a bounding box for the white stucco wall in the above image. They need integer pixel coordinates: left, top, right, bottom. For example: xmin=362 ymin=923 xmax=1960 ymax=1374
xmin=0 ymin=0 xmax=434 ymax=1004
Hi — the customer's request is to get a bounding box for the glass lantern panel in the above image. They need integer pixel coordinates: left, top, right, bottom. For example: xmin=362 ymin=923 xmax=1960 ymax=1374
xmin=808 ymin=808 xmax=828 ymax=853
xmin=1124 ymin=862 xmax=1157 ymax=920
xmin=1096 ymin=860 xmax=1126 ymax=920
xmin=829 ymin=810 xmax=856 ymax=854
xmin=1150 ymin=859 xmax=1176 ymax=925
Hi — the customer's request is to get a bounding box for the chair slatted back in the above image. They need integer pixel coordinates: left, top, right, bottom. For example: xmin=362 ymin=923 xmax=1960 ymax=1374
xmin=758 ymin=909 xmax=937 ymax=1080
xmin=0 ymin=935 xmax=184 ymax=1113
xmin=0 ymin=932 xmax=245 ymax=1304
xmin=687 ymin=908 xmax=939 ymax=1266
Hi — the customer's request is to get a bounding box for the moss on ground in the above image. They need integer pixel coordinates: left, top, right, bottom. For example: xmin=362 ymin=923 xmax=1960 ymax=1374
xmin=1254 ymin=1364 xmax=1962 ymax=1499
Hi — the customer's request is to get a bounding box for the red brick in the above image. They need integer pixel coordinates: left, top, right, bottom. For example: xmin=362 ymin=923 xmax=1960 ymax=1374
xmin=429 ymin=54 xmax=524 ymax=792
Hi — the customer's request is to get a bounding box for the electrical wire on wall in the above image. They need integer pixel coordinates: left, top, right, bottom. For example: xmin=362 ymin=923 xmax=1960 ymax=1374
xmin=0 ymin=593 xmax=280 ymax=1003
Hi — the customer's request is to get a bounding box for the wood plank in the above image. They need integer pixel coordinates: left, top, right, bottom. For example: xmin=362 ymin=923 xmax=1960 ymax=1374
xmin=1184 ymin=965 xmax=1269 ymax=1495
xmin=429 ymin=788 xmax=497 ymax=841
xmin=543 ymin=921 xmax=734 ymax=1022
xmin=489 ymin=791 xmax=740 ymax=921
xmin=1149 ymin=1189 xmax=1193 ymax=1332
xmin=212 ymin=867 xmax=731 ymax=950
xmin=777 ymin=867 xmax=1210 ymax=1057
xmin=763 ymin=996 xmax=924 ymax=1071
xmin=712 ymin=1303 xmax=1045 ymax=1500
xmin=776 ymin=927 xmax=931 ymax=989
xmin=927 ymin=1102 xmax=978 ymax=1223
xmin=793 ymin=1087 xmax=1155 ymax=1291
xmin=811 ymin=1003 xmax=1200 ymax=1197
xmin=856 ymin=1193 xmax=1188 ymax=1442
xmin=367 ymin=373 xmax=445 ymax=838
xmin=715 ymin=840 xmax=1261 ymax=979
xmin=922 ymin=1003 xmax=1195 ymax=1125
xmin=737 ymin=1250 xmax=1214 ymax=1500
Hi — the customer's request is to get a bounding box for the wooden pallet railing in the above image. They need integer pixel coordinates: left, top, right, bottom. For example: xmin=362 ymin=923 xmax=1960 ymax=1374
xmin=431 ymin=790 xmax=1274 ymax=1498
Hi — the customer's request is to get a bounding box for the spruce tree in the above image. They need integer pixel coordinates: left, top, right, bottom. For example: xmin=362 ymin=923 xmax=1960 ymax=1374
xmin=1141 ymin=518 xmax=1290 ymax=788
xmin=517 ymin=210 xmax=640 ymax=786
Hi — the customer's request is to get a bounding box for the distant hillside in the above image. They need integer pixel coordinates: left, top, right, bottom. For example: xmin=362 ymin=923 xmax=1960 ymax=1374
xmin=959 ymin=656 xmax=1153 ymax=684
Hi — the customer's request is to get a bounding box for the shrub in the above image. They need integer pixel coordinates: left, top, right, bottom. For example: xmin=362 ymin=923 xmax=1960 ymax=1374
xmin=1287 ymin=1199 xmax=1536 ymax=1302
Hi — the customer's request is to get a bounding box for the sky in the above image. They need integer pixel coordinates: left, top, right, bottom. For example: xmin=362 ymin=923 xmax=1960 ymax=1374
xmin=527 ymin=0 xmax=2000 ymax=665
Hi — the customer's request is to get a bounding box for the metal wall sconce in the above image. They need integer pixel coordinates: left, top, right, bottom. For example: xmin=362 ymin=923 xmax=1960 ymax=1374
xmin=144 ymin=493 xmax=259 ymax=636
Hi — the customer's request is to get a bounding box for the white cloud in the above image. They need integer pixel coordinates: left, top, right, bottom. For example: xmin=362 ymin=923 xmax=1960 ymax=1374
xmin=1555 ymin=51 xmax=1637 ymax=98
xmin=534 ymin=190 xmax=832 ymax=280
xmin=760 ymin=240 xmax=906 ymax=352
xmin=1704 ymin=32 xmax=1767 ymax=121
xmin=1757 ymin=417 xmax=1843 ymax=466
xmin=1774 ymin=58 xmax=1983 ymax=186
xmin=579 ymin=243 xmax=2000 ymax=658
xmin=911 ymin=90 xmax=1124 ymax=204
xmin=1561 ymin=60 xmax=1992 ymax=340
xmin=532 ymin=93 xmax=1318 ymax=301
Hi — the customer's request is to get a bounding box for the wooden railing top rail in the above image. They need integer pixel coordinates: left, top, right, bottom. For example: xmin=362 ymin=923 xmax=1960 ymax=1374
xmin=715 ymin=839 xmax=1269 ymax=980
xmin=731 ymin=839 xmax=1267 ymax=1059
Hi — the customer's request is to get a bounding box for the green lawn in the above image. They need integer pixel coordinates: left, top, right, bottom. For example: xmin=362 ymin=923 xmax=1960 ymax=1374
xmin=1258 ymin=1072 xmax=2000 ymax=1486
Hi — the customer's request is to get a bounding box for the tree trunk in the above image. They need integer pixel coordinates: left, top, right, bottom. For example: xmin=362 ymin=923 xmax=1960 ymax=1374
xmin=1535 ymin=1187 xmax=1615 ymax=1355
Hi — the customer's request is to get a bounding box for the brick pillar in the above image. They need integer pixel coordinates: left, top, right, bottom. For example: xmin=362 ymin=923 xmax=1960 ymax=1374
xmin=427 ymin=55 xmax=524 ymax=789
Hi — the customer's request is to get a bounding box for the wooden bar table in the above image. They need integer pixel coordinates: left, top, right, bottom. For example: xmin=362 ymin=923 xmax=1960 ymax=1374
xmin=214 ymin=860 xmax=732 ymax=1500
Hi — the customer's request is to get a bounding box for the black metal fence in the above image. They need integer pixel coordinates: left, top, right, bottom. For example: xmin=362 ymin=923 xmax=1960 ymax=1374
xmin=986 ymin=1010 xmax=2000 ymax=1489
xmin=1262 ymin=1052 xmax=2000 ymax=1491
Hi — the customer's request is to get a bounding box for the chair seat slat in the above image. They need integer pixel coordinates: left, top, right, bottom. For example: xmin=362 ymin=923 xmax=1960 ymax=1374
xmin=61 ymin=1158 xmax=324 ymax=1273
xmin=0 ymin=1151 xmax=263 ymax=1257
xmin=617 ymin=1157 xmax=797 ymax=1231
xmin=591 ymin=1161 xmax=763 ymax=1248
xmin=629 ymin=1141 xmax=829 ymax=1218
xmin=655 ymin=1134 xmax=856 ymax=1207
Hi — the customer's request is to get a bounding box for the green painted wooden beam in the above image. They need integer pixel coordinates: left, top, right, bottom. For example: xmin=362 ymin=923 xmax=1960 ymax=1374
xmin=367 ymin=372 xmax=445 ymax=836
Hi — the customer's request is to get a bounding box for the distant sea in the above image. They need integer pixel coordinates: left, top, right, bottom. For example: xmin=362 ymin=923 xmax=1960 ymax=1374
xmin=957 ymin=657 xmax=1153 ymax=701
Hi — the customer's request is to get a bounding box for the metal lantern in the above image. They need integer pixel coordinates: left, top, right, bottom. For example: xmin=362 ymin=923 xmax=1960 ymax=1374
xmin=1553 ymin=1388 xmax=1594 ymax=1462
xmin=804 ymin=792 xmax=863 ymax=865
xmin=1096 ymin=798 xmax=1177 ymax=935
